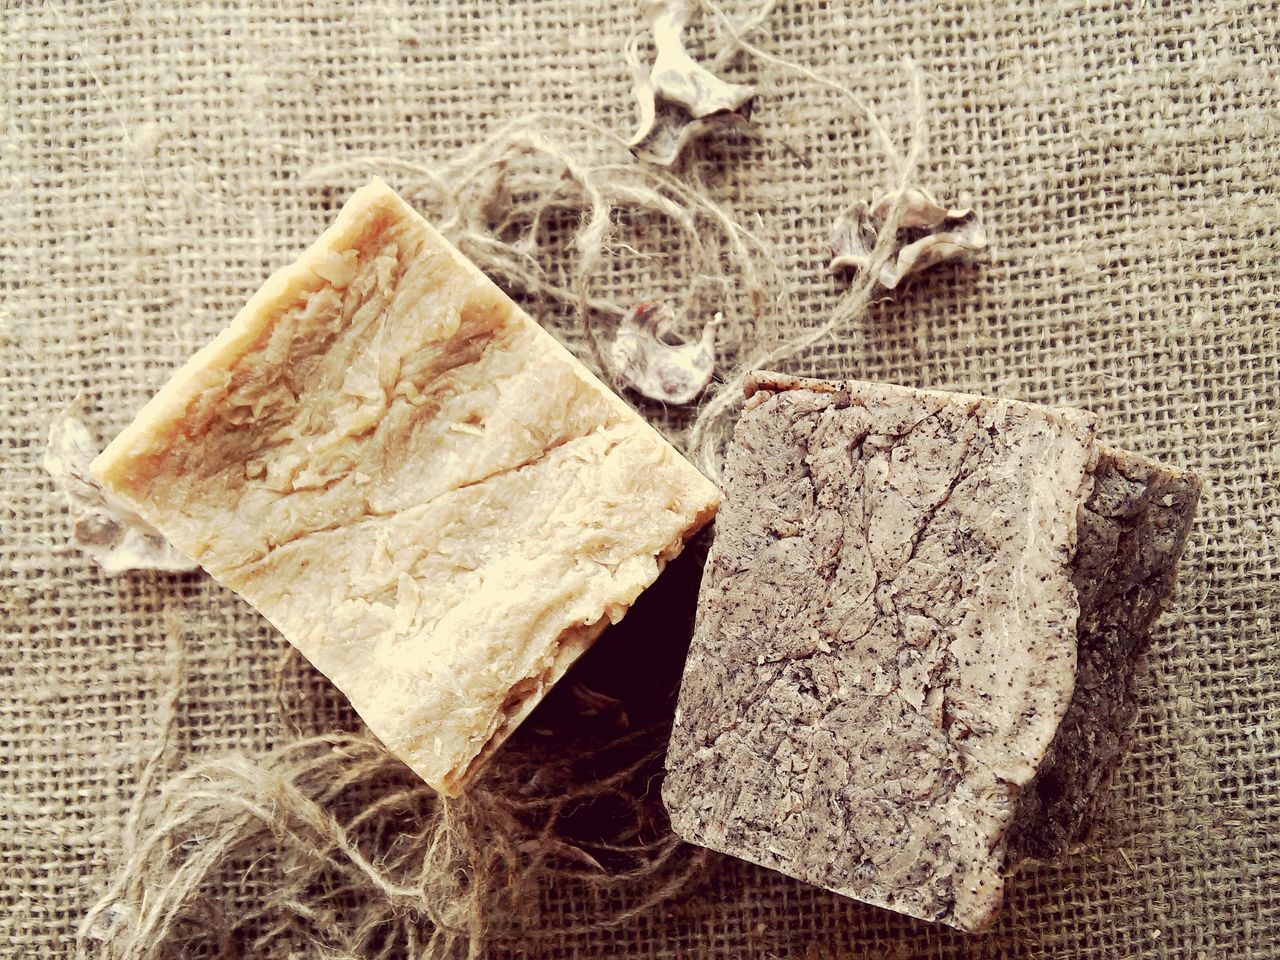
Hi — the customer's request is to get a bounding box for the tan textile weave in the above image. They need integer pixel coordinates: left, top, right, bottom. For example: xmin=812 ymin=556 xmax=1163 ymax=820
xmin=2 ymin=1 xmax=1277 ymax=957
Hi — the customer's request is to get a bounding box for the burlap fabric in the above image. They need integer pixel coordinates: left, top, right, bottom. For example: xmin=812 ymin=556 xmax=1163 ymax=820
xmin=3 ymin=1 xmax=1277 ymax=956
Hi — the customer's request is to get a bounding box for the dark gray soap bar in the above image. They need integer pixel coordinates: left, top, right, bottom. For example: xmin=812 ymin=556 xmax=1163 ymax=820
xmin=663 ymin=372 xmax=1198 ymax=932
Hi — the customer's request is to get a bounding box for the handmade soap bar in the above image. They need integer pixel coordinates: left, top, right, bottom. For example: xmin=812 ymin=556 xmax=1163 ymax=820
xmin=664 ymin=372 xmax=1196 ymax=932
xmin=92 ymin=180 xmax=719 ymax=796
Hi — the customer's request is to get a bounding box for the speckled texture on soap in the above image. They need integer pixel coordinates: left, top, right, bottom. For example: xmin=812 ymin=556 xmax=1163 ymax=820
xmin=664 ymin=372 xmax=1097 ymax=932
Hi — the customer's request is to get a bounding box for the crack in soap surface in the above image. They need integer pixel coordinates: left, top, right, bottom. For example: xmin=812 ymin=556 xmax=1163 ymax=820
xmin=227 ymin=408 xmax=625 ymax=571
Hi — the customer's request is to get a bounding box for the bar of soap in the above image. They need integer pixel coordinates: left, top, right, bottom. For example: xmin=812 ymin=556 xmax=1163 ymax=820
xmin=663 ymin=372 xmax=1197 ymax=932
xmin=92 ymin=180 xmax=719 ymax=796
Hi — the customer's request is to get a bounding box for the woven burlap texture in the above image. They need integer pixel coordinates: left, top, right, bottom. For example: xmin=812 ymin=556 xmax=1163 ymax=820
xmin=3 ymin=1 xmax=1277 ymax=956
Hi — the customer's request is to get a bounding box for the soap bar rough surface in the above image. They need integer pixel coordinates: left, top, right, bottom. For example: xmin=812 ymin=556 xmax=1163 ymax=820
xmin=664 ymin=372 xmax=1098 ymax=931
xmin=92 ymin=180 xmax=719 ymax=796
xmin=664 ymin=372 xmax=1199 ymax=931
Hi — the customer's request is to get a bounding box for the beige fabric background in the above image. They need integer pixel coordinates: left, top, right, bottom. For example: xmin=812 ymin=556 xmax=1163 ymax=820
xmin=3 ymin=0 xmax=1278 ymax=956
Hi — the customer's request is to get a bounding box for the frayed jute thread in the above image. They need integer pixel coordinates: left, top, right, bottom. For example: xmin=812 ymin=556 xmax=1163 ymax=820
xmin=675 ymin=0 xmax=932 ymax=476
xmin=80 ymin=10 xmax=934 ymax=957
xmin=687 ymin=54 xmax=929 ymax=477
xmin=80 ymin=628 xmax=702 ymax=959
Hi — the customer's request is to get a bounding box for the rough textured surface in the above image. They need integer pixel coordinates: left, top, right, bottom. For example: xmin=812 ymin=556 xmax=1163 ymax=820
xmin=1006 ymin=448 xmax=1202 ymax=864
xmin=89 ymin=180 xmax=719 ymax=795
xmin=664 ymin=373 xmax=1098 ymax=932
xmin=5 ymin=0 xmax=1277 ymax=956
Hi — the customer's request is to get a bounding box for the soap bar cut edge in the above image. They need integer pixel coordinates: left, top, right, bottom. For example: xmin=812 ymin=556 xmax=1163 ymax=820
xmin=1005 ymin=444 xmax=1201 ymax=863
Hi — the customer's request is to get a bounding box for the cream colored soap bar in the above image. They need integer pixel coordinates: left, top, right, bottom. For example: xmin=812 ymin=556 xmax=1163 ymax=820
xmin=92 ymin=180 xmax=719 ymax=795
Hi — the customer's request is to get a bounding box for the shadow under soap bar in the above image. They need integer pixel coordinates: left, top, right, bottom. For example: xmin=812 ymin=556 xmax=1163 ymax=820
xmin=92 ymin=180 xmax=719 ymax=796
